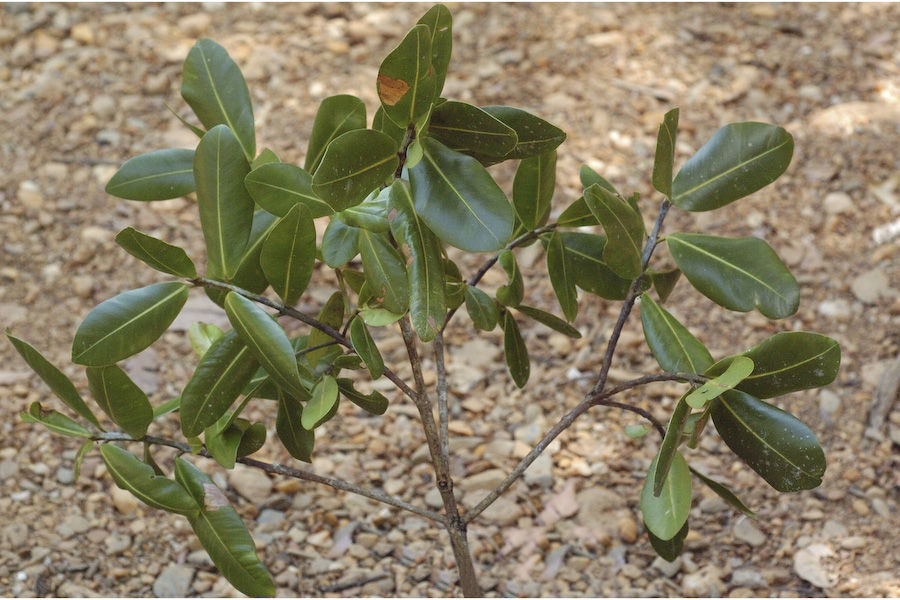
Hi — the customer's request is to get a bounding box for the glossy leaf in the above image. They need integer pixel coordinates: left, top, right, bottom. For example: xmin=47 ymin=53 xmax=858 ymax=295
xmin=251 ymin=148 xmax=280 ymax=169
xmin=204 ymin=210 xmax=279 ymax=307
xmin=556 ymin=232 xmax=632 ymax=300
xmin=224 ymin=292 xmax=305 ymax=398
xmin=359 ymin=230 xmax=409 ymax=314
xmin=584 ymin=184 xmax=644 ymax=279
xmin=648 ymin=519 xmax=688 ymax=562
xmin=115 ymin=227 xmax=197 ymax=278
xmin=100 ymin=444 xmax=199 ymax=515
xmin=653 ymin=394 xmax=691 ymax=496
xmin=579 ymin=164 xmax=618 ymax=194
xmin=7 ymin=333 xmax=101 ymax=428
xmin=640 ymin=295 xmax=713 ymax=374
xmin=481 ymin=106 xmax=566 ymax=159
xmin=174 ymin=458 xmax=275 ymax=597
xmin=245 ymin=163 xmax=333 ymax=218
xmin=515 ymin=305 xmax=581 ymax=338
xmin=373 ymin=105 xmax=406 ymax=146
xmin=672 ymin=122 xmax=793 ymax=212
xmin=502 ymin=311 xmax=529 ymax=388
xmin=641 ymin=451 xmax=691 ymax=541
xmin=546 ymin=230 xmax=578 ymax=321
xmin=349 ymin=317 xmax=384 ymax=379
xmin=105 ymin=149 xmax=196 ymax=201
xmin=389 ymin=180 xmax=446 ymax=341
xmin=667 ymin=233 xmax=799 ymax=319
xmin=181 ymin=330 xmax=259 ymax=437
xmin=337 ymin=378 xmax=389 ymax=415
xmin=86 ymin=366 xmax=153 ymax=439
xmin=306 ymin=292 xmax=344 ymax=370
xmin=377 ymin=24 xmax=435 ymax=127
xmin=188 ymin=322 xmax=224 ymax=358
xmin=236 ymin=422 xmax=266 ymax=458
xmin=464 ymin=286 xmax=499 ymax=332
xmin=260 ymin=204 xmax=316 ymax=307
xmin=322 ymin=219 xmax=360 ymax=268
xmin=690 ymin=467 xmax=756 ymax=518
xmin=705 ymin=332 xmax=841 ymax=399
xmin=648 ymin=268 xmax=681 ymax=303
xmin=417 ymin=4 xmax=452 ymax=95
xmin=513 ymin=150 xmax=556 ymax=230
xmin=410 ymin=137 xmax=514 ymax=252
xmin=496 ymin=250 xmax=524 ymax=307
xmin=686 ymin=356 xmax=754 ymax=409
xmin=336 ymin=188 xmax=391 ymax=233
xmin=311 ymin=130 xmax=399 ymax=211
xmin=710 ymin=390 xmax=825 ymax=492
xmin=21 ymin=402 xmax=91 ymax=438
xmin=652 ymin=107 xmax=679 ymax=198
xmin=276 ymin=391 xmax=314 ymax=462
xmin=428 ymin=101 xmax=517 ymax=158
xmin=305 ymin=94 xmax=367 ymax=174
xmin=181 ymin=38 xmax=256 ymax=161
xmin=72 ymin=282 xmax=189 ymax=366
xmin=195 ymin=125 xmax=255 ymax=279
xmin=204 ymin=421 xmax=244 ymax=469
xmin=302 ymin=375 xmax=339 ymax=430
xmin=556 ymin=196 xmax=597 ymax=228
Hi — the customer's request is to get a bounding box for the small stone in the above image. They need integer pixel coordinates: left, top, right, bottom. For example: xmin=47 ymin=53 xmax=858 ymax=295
xmin=71 ymin=275 xmax=94 ymax=299
xmin=257 ymin=509 xmax=285 ymax=528
xmin=481 ymin=495 xmax=522 ymax=526
xmin=817 ymin=299 xmax=853 ymax=319
xmin=80 ymin=226 xmax=110 ymax=244
xmin=852 ymin=498 xmax=870 ymax=516
xmin=730 ymin=568 xmax=767 ymax=588
xmin=851 ymin=269 xmax=892 ymax=304
xmin=652 ymin=556 xmax=682 ymax=578
xmin=840 ymin=536 xmax=867 ymax=550
xmin=70 ymin=23 xmax=94 ymax=45
xmin=871 ymin=497 xmax=891 ymax=519
xmin=179 ymin=13 xmax=212 ymax=37
xmin=459 ymin=468 xmax=505 ymax=492
xmin=617 ymin=515 xmax=638 ymax=544
xmin=823 ymin=191 xmax=853 ymax=214
xmin=144 ymin=72 xmax=170 ymax=95
xmin=17 ymin=181 xmax=43 ymax=209
xmin=733 ymin=517 xmax=766 ymax=547
xmin=523 ymin=453 xmax=553 ymax=487
xmin=228 ymin=465 xmax=272 ymax=502
xmin=104 ymin=533 xmax=131 ymax=555
xmin=111 ymin=486 xmax=139 ymax=515
xmin=793 ymin=543 xmax=834 ymax=589
xmin=383 ymin=478 xmax=405 ymax=496
xmin=819 ymin=390 xmax=840 ymax=415
xmin=91 ymin=95 xmax=116 ymax=120
xmin=153 ymin=564 xmax=195 ymax=598
xmin=682 ymin=565 xmax=723 ymax=597
xmin=56 ymin=466 xmax=75 ymax=484
xmin=821 ymin=519 xmax=847 ymax=539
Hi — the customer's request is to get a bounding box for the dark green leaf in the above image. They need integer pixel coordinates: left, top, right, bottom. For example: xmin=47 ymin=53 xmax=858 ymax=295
xmin=349 ymin=316 xmax=384 ymax=379
xmin=513 ymin=150 xmax=556 ymax=230
xmin=480 ymin=106 xmax=566 ymax=159
xmin=579 ymin=164 xmax=618 ymax=194
xmin=556 ymin=232 xmax=632 ymax=300
xmin=652 ymin=107 xmax=679 ymax=198
xmin=305 ymin=292 xmax=345 ymax=372
xmin=322 ymin=219 xmax=360 ymax=268
xmin=7 ymin=333 xmax=101 ymax=428
xmin=515 ymin=305 xmax=581 ymax=338
xmin=428 ymin=101 xmax=517 ymax=158
xmin=648 ymin=519 xmax=688 ymax=561
xmin=648 ymin=268 xmax=681 ymax=303
xmin=115 ymin=227 xmax=197 ymax=278
xmin=690 ymin=467 xmax=756 ymax=518
xmin=672 ymin=122 xmax=793 ymax=212
xmin=496 ymin=250 xmax=524 ymax=307
xmin=640 ymin=451 xmax=691 ymax=541
xmin=377 ymin=24 xmax=435 ymax=127
xmin=165 ymin=101 xmax=205 ymax=138
xmin=546 ymin=230 xmax=578 ymax=321
xmin=204 ymin=210 xmax=279 ymax=307
xmin=21 ymin=402 xmax=91 ymax=438
xmin=100 ymin=444 xmax=199 ymax=515
xmin=686 ymin=356 xmax=754 ymax=409
xmin=667 ymin=233 xmax=799 ymax=319
xmin=72 ymin=282 xmax=189 ymax=366
xmin=86 ymin=365 xmax=153 ymax=439
xmin=311 ymin=130 xmax=399 ymax=211
xmin=710 ymin=390 xmax=825 ymax=492
xmin=276 ymin=391 xmax=314 ymax=462
xmin=204 ymin=420 xmax=244 ymax=469
xmin=556 ymin=196 xmax=598 ymax=228
xmin=653 ymin=394 xmax=691 ymax=496
xmin=640 ymin=294 xmax=713 ymax=374
xmin=245 ymin=163 xmax=333 ymax=218
xmin=105 ymin=149 xmax=196 ymax=201
xmin=584 ymin=184 xmax=644 ymax=279
xmin=336 ymin=188 xmax=391 ymax=233
xmin=195 ymin=125 xmax=255 ymax=278
xmin=337 ymin=378 xmax=389 ymax=415
xmin=464 ymin=286 xmax=499 ymax=332
xmin=302 ymin=375 xmax=339 ymax=430
xmin=305 ymin=94 xmax=367 ymax=174
xmin=373 ymin=106 xmax=406 ymax=146
xmin=153 ymin=397 xmax=181 ymax=419
xmin=705 ymin=332 xmax=841 ymax=399
xmin=359 ymin=230 xmax=409 ymax=314
xmin=251 ymin=148 xmax=280 ymax=169
xmin=236 ymin=422 xmax=266 ymax=458
xmin=181 ymin=38 xmax=256 ymax=161
xmin=502 ymin=311 xmax=529 ymax=388
xmin=417 ymin=4 xmax=452 ymax=95
xmin=260 ymin=203 xmax=316 ymax=307
xmin=410 ymin=137 xmax=514 ymax=252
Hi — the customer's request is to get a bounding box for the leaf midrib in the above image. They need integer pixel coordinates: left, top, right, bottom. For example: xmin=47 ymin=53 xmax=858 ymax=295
xmin=196 ymin=43 xmax=253 ymax=161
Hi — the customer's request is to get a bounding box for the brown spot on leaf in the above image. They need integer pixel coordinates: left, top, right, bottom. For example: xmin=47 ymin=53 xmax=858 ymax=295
xmin=202 ymin=482 xmax=230 ymax=511
xmin=377 ymin=73 xmax=410 ymax=106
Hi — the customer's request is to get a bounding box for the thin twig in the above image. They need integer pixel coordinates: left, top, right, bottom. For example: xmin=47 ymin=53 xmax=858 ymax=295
xmin=434 ymin=331 xmax=450 ymax=460
xmin=319 ymin=573 xmax=389 ymax=593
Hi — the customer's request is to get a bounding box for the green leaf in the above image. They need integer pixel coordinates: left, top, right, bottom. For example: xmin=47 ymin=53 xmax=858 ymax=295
xmin=165 ymin=101 xmax=205 ymax=138
xmin=322 ymin=219 xmax=360 ymax=268
xmin=653 ymin=394 xmax=692 ymax=498
xmin=515 ymin=305 xmax=581 ymax=338
xmin=188 ymin=322 xmax=224 ymax=358
xmin=410 ymin=137 xmax=514 ymax=252
xmin=245 ymin=163 xmax=333 ymax=218
xmin=337 ymin=378 xmax=389 ymax=416
xmin=640 ymin=295 xmax=713 ymax=374
xmin=204 ymin=210 xmax=280 ymax=307
xmin=100 ymin=444 xmax=199 ymax=515
xmin=359 ymin=230 xmax=409 ymax=314
xmin=114 ymin=227 xmax=197 ymax=278
xmin=690 ymin=467 xmax=756 ymax=518
xmin=652 ymin=107 xmax=679 ymax=198
xmin=625 ymin=424 xmax=650 ymax=439
xmin=311 ymin=130 xmax=399 ymax=211
xmin=173 ymin=458 xmax=275 ymax=597
xmin=373 ymin=105 xmax=406 ymax=146
xmin=306 ymin=292 xmax=344 ymax=371
xmin=377 ymin=24 xmax=435 ymax=127
xmin=73 ymin=440 xmax=93 ymax=481
xmin=556 ymin=196 xmax=598 ymax=228
xmin=666 ymin=233 xmax=799 ymax=319
xmin=579 ymin=164 xmax=618 ymax=194
xmin=672 ymin=122 xmax=793 ymax=212
xmin=72 ymin=282 xmax=189 ymax=366
xmin=276 ymin=391 xmax=314 ymax=462
xmin=641 ymin=450 xmax=691 ymax=541
xmin=251 ymin=148 xmax=280 ymax=169
xmin=480 ymin=106 xmax=566 ymax=159
xmin=181 ymin=330 xmax=260 ymax=437
xmin=204 ymin=421 xmax=244 ymax=469
xmin=7 ymin=333 xmax=102 ymax=428
xmin=305 ymin=94 xmax=367 ymax=174
xmin=647 ymin=519 xmax=688 ymax=562
xmin=224 ymin=292 xmax=305 ymax=398
xmin=181 ymin=38 xmax=256 ymax=161
xmin=584 ymin=184 xmax=644 ymax=279
xmin=260 ymin=203 xmax=316 ymax=307
xmin=389 ymin=180 xmax=446 ymax=341
xmin=648 ymin=268 xmax=681 ymax=303
xmin=105 ymin=149 xmax=196 ymax=201
xmin=513 ymin=150 xmax=556 ymax=231
xmin=86 ymin=366 xmax=153 ymax=439
xmin=21 ymin=402 xmax=91 ymax=438
xmin=153 ymin=397 xmax=181 ymax=419
xmin=417 ymin=4 xmax=452 ymax=96
xmin=502 ymin=311 xmax=529 ymax=388
xmin=336 ymin=188 xmax=391 ymax=233
xmin=555 ymin=232 xmax=632 ymax=300
xmin=302 ymin=375 xmax=339 ymax=430
xmin=349 ymin=317 xmax=384 ymax=379
xmin=464 ymin=286 xmax=499 ymax=332
xmin=496 ymin=250 xmax=524 ymax=307
xmin=428 ymin=101 xmax=518 ymax=158
xmin=236 ymin=422 xmax=266 ymax=458
xmin=710 ymin=390 xmax=825 ymax=492
xmin=546 ymin=230 xmax=578 ymax=322
xmin=705 ymin=332 xmax=841 ymax=399
xmin=686 ymin=356 xmax=754 ymax=409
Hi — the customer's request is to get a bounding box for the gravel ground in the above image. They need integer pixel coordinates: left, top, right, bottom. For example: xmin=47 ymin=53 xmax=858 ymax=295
xmin=1 ymin=3 xmax=899 ymax=597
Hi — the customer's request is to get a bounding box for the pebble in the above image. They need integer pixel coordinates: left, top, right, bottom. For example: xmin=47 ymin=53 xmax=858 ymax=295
xmin=179 ymin=13 xmax=212 ymax=37
xmin=71 ymin=275 xmax=94 ymax=299
xmin=840 ymin=536 xmax=867 ymax=550
xmin=817 ymin=299 xmax=853 ymax=320
xmin=111 ymin=486 xmax=139 ymax=515
xmin=153 ymin=564 xmax=195 ymax=598
xmin=80 ymin=226 xmax=110 ymax=245
xmin=17 ymin=180 xmax=44 ymax=209
xmin=682 ymin=565 xmax=723 ymax=597
xmin=617 ymin=515 xmax=638 ymax=544
xmin=730 ymin=568 xmax=767 ymax=588
xmin=823 ymin=191 xmax=853 ymax=214
xmin=793 ymin=543 xmax=834 ymax=589
xmin=818 ymin=389 xmax=840 ymax=415
xmin=481 ymin=496 xmax=523 ymax=526
xmin=850 ymin=269 xmax=892 ymax=303
xmin=523 ymin=453 xmax=553 ymax=487
xmin=104 ymin=533 xmax=131 ymax=555
xmin=57 ymin=466 xmax=75 ymax=484
xmin=0 ymin=459 xmax=19 ymax=480
xmin=871 ymin=498 xmax=891 ymax=519
xmin=733 ymin=518 xmax=766 ymax=547
xmin=228 ymin=465 xmax=273 ymax=501
xmin=459 ymin=468 xmax=506 ymax=492
xmin=852 ymin=498 xmax=870 ymax=516
xmin=70 ymin=23 xmax=94 ymax=44
xmin=652 ymin=556 xmax=682 ymax=577
xmin=91 ymin=95 xmax=116 ymax=120
xmin=257 ymin=508 xmax=285 ymax=528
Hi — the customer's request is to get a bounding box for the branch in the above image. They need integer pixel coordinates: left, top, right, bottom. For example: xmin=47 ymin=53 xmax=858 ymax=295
xmin=95 ymin=432 xmax=445 ymax=524
xmin=434 ymin=331 xmax=450 ymax=461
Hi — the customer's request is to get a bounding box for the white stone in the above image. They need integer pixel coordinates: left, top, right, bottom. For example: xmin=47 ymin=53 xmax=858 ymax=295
xmin=819 ymin=390 xmax=840 ymax=415
xmin=111 ymin=486 xmax=139 ymax=515
xmin=179 ymin=13 xmax=212 ymax=37
xmin=851 ymin=269 xmax=893 ymax=303
xmin=733 ymin=517 xmax=766 ymax=547
xmin=523 ymin=452 xmax=553 ymax=488
xmin=17 ymin=181 xmax=43 ymax=209
xmin=823 ymin=191 xmax=853 ymax=214
xmin=228 ymin=465 xmax=273 ymax=502
xmin=682 ymin=565 xmax=723 ymax=597
xmin=793 ymin=543 xmax=835 ymax=589
xmin=153 ymin=564 xmax=195 ymax=598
